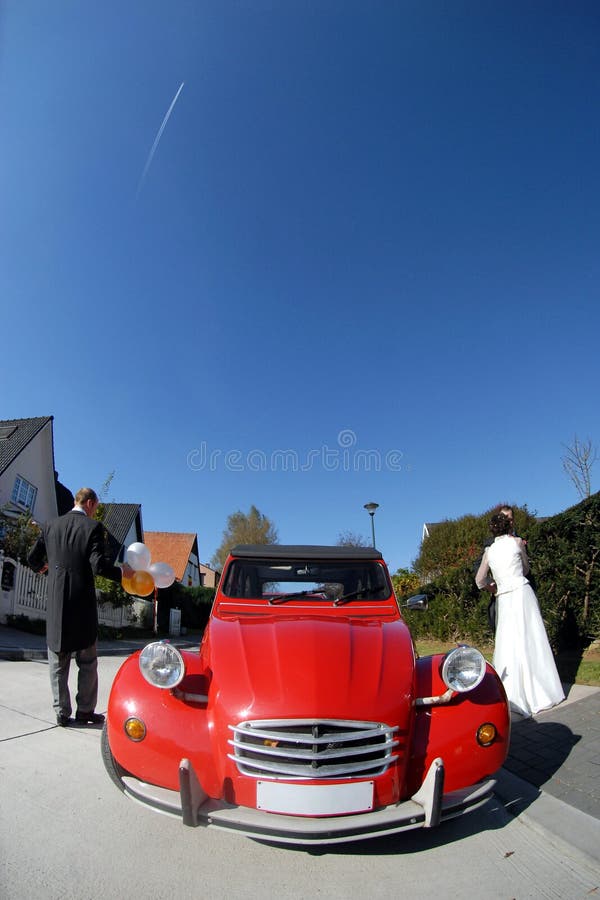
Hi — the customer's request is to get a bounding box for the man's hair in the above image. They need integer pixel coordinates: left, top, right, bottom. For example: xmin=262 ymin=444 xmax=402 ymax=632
xmin=490 ymin=512 xmax=513 ymax=536
xmin=74 ymin=487 xmax=98 ymax=506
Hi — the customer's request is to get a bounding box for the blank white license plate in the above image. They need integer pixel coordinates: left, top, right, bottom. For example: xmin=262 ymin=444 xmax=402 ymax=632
xmin=256 ymin=781 xmax=374 ymax=816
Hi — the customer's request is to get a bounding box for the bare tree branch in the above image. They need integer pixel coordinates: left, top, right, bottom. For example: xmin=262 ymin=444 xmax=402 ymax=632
xmin=336 ymin=530 xmax=369 ymax=548
xmin=561 ymin=436 xmax=597 ymax=500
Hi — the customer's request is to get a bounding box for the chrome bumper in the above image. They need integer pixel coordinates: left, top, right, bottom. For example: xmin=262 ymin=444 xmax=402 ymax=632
xmin=120 ymin=756 xmax=496 ymax=844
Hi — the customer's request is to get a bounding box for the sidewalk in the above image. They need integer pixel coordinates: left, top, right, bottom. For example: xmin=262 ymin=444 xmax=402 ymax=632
xmin=504 ymin=685 xmax=600 ymax=818
xmin=1 ymin=624 xmax=599 ymax=855
xmin=494 ymin=684 xmax=600 ymax=866
xmin=0 ymin=623 xmax=199 ymax=660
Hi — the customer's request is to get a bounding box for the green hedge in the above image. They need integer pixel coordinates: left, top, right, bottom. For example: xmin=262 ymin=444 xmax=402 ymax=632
xmin=401 ymin=566 xmax=488 ymax=644
xmin=529 ymin=492 xmax=600 ymax=650
xmin=165 ymin=583 xmax=216 ymax=631
xmin=401 ymin=492 xmax=600 ymax=651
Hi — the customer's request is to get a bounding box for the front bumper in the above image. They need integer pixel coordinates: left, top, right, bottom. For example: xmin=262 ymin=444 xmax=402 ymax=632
xmin=119 ymin=757 xmax=496 ymax=845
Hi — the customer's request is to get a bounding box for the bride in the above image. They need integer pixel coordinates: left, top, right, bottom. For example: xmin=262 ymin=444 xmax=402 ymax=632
xmin=476 ymin=512 xmax=564 ymax=718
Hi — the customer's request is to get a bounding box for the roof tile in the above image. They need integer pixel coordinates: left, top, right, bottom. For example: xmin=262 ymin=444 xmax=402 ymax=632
xmin=0 ymin=417 xmax=53 ymax=475
xmin=144 ymin=532 xmax=198 ymax=581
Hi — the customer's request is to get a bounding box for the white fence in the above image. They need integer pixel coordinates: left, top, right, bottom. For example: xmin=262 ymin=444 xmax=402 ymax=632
xmin=0 ymin=554 xmax=148 ymax=629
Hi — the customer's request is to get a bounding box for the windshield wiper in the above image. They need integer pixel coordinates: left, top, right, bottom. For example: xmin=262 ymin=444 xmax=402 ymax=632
xmin=269 ymin=590 xmax=313 ymax=605
xmin=333 ymin=589 xmax=368 ymax=606
xmin=269 ymin=588 xmax=384 ymax=606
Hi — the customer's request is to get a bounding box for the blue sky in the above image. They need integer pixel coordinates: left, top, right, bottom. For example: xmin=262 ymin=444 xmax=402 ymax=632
xmin=1 ymin=2 xmax=598 ymax=571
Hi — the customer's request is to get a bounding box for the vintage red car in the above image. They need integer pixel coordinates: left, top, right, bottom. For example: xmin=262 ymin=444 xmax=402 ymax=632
xmin=102 ymin=544 xmax=510 ymax=844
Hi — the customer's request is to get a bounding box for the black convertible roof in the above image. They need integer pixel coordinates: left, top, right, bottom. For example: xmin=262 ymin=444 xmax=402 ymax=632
xmin=230 ymin=544 xmax=383 ymax=560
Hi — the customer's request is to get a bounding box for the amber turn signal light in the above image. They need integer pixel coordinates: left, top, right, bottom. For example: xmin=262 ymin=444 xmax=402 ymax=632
xmin=124 ymin=717 xmax=147 ymax=742
xmin=476 ymin=723 xmax=497 ymax=747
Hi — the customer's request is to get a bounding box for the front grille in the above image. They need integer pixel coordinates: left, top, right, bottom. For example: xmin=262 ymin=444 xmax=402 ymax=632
xmin=228 ymin=719 xmax=399 ymax=780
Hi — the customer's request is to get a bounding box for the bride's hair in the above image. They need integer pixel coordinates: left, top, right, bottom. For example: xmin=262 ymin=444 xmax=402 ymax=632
xmin=490 ymin=512 xmax=512 ymax=536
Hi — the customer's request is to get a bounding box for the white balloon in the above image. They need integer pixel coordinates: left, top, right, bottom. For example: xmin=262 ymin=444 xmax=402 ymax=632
xmin=126 ymin=542 xmax=151 ymax=571
xmin=149 ymin=561 xmax=176 ymax=589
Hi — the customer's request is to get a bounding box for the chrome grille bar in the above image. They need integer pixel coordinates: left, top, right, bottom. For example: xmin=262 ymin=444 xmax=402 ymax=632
xmin=231 ymin=724 xmax=391 ymax=744
xmin=228 ymin=736 xmax=398 ymax=761
xmin=228 ymin=719 xmax=399 ymax=780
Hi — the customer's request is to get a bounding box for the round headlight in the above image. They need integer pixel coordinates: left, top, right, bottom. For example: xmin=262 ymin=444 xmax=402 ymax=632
xmin=441 ymin=646 xmax=486 ymax=693
xmin=139 ymin=642 xmax=185 ymax=688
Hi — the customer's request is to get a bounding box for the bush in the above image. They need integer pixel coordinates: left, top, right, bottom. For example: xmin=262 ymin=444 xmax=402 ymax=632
xmin=6 ymin=614 xmax=46 ymax=635
xmin=414 ymin=505 xmax=537 ymax=581
xmin=529 ymin=492 xmax=600 ymax=651
xmin=154 ymin=582 xmax=216 ymax=632
xmin=178 ymin=584 xmax=216 ymax=630
xmin=0 ymin=511 xmax=41 ymax=564
xmin=403 ymin=493 xmax=599 ymax=652
xmin=95 ymin=576 xmax=135 ymax=610
xmin=400 ymin=565 xmax=489 ymax=644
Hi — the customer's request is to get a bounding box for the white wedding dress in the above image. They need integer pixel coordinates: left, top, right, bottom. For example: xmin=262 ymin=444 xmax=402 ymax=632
xmin=476 ymin=534 xmax=564 ymax=718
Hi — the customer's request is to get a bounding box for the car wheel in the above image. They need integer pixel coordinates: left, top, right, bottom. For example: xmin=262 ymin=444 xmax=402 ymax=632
xmin=101 ymin=722 xmax=132 ymax=792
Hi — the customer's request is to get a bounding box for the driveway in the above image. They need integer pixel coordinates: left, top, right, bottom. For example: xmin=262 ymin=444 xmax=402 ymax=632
xmin=1 ymin=654 xmax=599 ymax=898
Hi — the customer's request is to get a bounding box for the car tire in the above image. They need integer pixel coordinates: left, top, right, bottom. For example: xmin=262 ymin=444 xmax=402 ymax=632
xmin=101 ymin=722 xmax=132 ymax=792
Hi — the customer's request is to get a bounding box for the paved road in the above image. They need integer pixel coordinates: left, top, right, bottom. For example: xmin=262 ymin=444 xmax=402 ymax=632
xmin=1 ymin=654 xmax=599 ymax=899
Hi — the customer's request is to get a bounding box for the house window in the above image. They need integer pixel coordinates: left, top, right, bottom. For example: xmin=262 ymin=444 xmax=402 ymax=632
xmin=11 ymin=475 xmax=37 ymax=512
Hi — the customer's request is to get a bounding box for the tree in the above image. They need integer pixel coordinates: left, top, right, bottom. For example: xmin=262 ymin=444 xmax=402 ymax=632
xmin=529 ymin=491 xmax=600 ymax=650
xmin=562 ymin=436 xmax=597 ymax=500
xmin=336 ymin=530 xmax=369 ymax=548
xmin=391 ymin=568 xmax=421 ymax=598
xmin=413 ymin=504 xmax=537 ymax=582
xmin=93 ymin=470 xmax=116 ymax=525
xmin=0 ymin=509 xmax=40 ymax=564
xmin=211 ymin=505 xmax=278 ymax=569
xmin=92 ymin=471 xmax=131 ymax=609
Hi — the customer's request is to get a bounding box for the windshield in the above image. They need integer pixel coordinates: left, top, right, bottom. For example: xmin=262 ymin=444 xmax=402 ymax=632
xmin=222 ymin=559 xmax=391 ymax=602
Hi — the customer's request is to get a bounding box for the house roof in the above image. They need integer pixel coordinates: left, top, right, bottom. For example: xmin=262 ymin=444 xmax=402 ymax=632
xmin=101 ymin=503 xmax=143 ymax=562
xmin=144 ymin=532 xmax=198 ymax=581
xmin=0 ymin=416 xmax=53 ymax=476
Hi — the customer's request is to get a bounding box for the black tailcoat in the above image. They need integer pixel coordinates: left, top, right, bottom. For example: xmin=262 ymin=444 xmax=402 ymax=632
xmin=28 ymin=511 xmax=122 ymax=653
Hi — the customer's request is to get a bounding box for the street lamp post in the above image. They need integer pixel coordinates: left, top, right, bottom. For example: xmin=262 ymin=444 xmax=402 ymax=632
xmin=363 ymin=502 xmax=379 ymax=548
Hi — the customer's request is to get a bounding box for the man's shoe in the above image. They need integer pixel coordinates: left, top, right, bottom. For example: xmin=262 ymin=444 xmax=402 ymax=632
xmin=75 ymin=711 xmax=105 ymax=725
xmin=57 ymin=714 xmax=71 ymax=727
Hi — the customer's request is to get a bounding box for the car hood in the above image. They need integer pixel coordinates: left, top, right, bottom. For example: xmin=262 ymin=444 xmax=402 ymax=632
xmin=207 ymin=612 xmax=415 ymax=724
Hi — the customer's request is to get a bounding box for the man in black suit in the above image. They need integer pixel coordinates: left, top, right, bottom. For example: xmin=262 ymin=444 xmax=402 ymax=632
xmin=28 ymin=487 xmax=133 ymax=727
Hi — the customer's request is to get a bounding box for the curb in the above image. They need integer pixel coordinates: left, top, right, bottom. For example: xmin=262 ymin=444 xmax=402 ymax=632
xmin=0 ymin=641 xmax=200 ymax=662
xmin=0 ymin=648 xmax=48 ymax=661
xmin=495 ymin=768 xmax=600 ymax=869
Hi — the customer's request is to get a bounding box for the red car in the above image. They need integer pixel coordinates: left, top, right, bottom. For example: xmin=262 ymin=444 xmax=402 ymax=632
xmin=102 ymin=545 xmax=510 ymax=844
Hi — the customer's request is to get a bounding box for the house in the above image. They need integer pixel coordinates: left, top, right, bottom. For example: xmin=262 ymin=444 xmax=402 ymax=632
xmin=0 ymin=416 xmax=73 ymax=527
xmin=421 ymin=522 xmax=441 ymax=542
xmin=101 ymin=503 xmax=144 ymax=564
xmin=199 ymin=562 xmax=220 ymax=588
xmin=144 ymin=532 xmax=202 ymax=587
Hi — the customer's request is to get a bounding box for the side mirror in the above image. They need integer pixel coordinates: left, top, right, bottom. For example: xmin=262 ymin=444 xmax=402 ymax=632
xmin=405 ymin=593 xmax=428 ymax=610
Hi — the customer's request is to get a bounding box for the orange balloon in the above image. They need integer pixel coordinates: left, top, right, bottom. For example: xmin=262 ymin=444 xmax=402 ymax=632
xmin=122 ymin=571 xmax=154 ymax=597
xmin=132 ymin=570 xmax=155 ymax=597
xmin=121 ymin=574 xmax=136 ymax=595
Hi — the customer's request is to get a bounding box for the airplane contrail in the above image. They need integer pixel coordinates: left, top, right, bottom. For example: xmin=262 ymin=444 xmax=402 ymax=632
xmin=136 ymin=81 xmax=185 ymax=197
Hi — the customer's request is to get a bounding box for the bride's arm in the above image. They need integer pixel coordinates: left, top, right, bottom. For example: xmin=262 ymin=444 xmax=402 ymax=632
xmin=516 ymin=537 xmax=530 ymax=575
xmin=475 ymin=548 xmax=496 ymax=591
